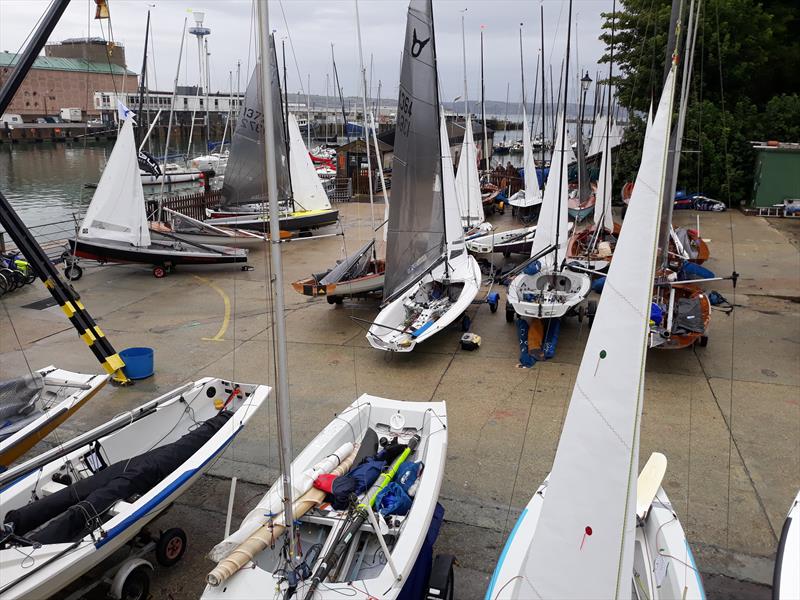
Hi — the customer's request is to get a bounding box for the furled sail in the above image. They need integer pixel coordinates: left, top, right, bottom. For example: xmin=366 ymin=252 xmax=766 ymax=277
xmin=79 ymin=117 xmax=150 ymax=247
xmin=455 ymin=118 xmax=483 ymax=227
xmin=221 ymin=36 xmax=291 ymax=208
xmin=383 ymin=0 xmax=445 ymax=303
xmin=514 ymin=67 xmax=677 ymax=599
xmin=287 ymin=113 xmax=331 ymax=212
xmin=529 ymin=110 xmax=568 ymax=271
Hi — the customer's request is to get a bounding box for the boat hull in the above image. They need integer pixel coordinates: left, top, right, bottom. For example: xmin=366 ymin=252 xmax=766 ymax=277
xmin=650 ymin=283 xmax=711 ymax=350
xmin=292 ymin=267 xmax=385 ymax=299
xmin=565 ymin=222 xmax=622 ymax=272
xmin=206 ymin=208 xmax=339 ymax=232
xmin=68 ymin=238 xmax=248 ymax=266
xmin=774 ymin=490 xmax=800 ymax=600
xmin=202 ymin=395 xmax=447 ymax=600
xmin=367 ymin=253 xmax=481 ymax=352
xmin=0 ymin=368 xmax=108 ymax=469
xmin=149 ymin=227 xmax=266 ymax=248
xmin=507 ymin=268 xmax=591 ymax=320
xmin=0 ymin=379 xmax=269 ymax=600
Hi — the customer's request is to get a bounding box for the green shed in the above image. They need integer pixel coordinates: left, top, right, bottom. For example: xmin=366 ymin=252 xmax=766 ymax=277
xmin=751 ymin=142 xmax=800 ymax=208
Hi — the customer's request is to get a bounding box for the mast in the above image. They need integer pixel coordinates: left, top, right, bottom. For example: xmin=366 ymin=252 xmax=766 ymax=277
xmin=519 ymin=24 xmax=526 ymax=108
xmin=553 ymin=0 xmax=573 ymax=271
xmin=306 ymin=73 xmax=311 ymax=149
xmin=355 ymin=0 xmax=376 ymax=250
xmin=325 ymin=72 xmax=330 ymax=139
xmin=331 ymin=44 xmax=349 ymax=143
xmin=549 ymin=64 xmax=555 ymax=144
xmin=540 ymin=3 xmax=546 ymax=169
xmin=204 ymin=38 xmax=211 ymax=150
xmin=531 ymin=50 xmax=539 ymax=134
xmin=480 ymin=26 xmax=489 ymax=171
xmin=460 ymin=8 xmax=471 ymax=225
xmin=281 ymin=39 xmax=294 ymax=211
xmin=255 ymin=2 xmax=295 ymax=561
xmin=135 ymin=10 xmax=151 ymax=147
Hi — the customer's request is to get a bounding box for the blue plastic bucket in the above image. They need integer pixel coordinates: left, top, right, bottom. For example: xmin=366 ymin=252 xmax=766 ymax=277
xmin=120 ymin=347 xmax=155 ymax=380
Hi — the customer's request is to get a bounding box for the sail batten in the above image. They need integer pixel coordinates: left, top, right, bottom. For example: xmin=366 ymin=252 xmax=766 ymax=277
xmin=383 ymin=0 xmax=446 ymax=303
xmin=516 ymin=68 xmax=678 ymax=599
xmin=79 ymin=117 xmax=150 ymax=247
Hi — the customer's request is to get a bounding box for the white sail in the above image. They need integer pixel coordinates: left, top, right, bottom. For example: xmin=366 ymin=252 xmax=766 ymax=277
xmin=511 ymin=68 xmax=677 ymax=599
xmin=522 ymin=105 xmax=541 ymax=200
xmin=529 ymin=111 xmax=569 ymax=271
xmin=593 ymin=132 xmax=614 ymax=231
xmin=441 ymin=113 xmax=465 ymax=246
xmin=587 ymin=114 xmax=607 ymax=156
xmin=79 ymin=117 xmax=150 ymax=247
xmin=288 ymin=113 xmax=331 ymax=212
xmin=455 ymin=118 xmax=483 ymax=227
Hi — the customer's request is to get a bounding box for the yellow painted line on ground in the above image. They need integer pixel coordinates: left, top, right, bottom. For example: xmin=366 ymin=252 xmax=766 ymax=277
xmin=194 ymin=275 xmax=231 ymax=341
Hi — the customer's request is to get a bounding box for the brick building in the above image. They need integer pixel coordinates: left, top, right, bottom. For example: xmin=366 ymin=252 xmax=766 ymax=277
xmin=0 ymin=39 xmax=137 ymax=121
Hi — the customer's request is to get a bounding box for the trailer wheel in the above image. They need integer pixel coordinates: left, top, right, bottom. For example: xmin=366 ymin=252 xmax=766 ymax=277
xmin=64 ymin=264 xmax=83 ymax=281
xmin=120 ymin=566 xmax=150 ymax=600
xmin=461 ymin=315 xmax=471 ymax=332
xmin=505 ymin=302 xmax=515 ymax=323
xmin=155 ymin=527 xmax=187 ymax=567
xmin=426 ymin=553 xmax=455 ymax=600
xmin=489 ymin=300 xmax=498 ymax=313
xmin=587 ymin=300 xmax=598 ymax=326
xmin=152 ymin=266 xmax=167 ymax=279
xmin=697 ymin=335 xmax=709 ymax=347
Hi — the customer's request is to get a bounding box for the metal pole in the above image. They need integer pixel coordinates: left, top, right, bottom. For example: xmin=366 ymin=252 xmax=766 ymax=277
xmin=355 ymin=0 xmax=376 ymax=239
xmin=135 ymin=10 xmax=151 ymax=147
xmin=480 ymin=27 xmax=489 ymax=171
xmin=256 ymin=1 xmax=295 ymax=561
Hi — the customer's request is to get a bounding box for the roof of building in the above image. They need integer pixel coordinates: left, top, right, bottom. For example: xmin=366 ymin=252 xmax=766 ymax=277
xmin=0 ymin=52 xmax=136 ymax=77
xmin=337 ymin=138 xmax=393 ymax=153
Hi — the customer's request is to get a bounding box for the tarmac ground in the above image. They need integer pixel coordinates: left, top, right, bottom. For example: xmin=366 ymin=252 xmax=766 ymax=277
xmin=1 ymin=203 xmax=797 ymax=599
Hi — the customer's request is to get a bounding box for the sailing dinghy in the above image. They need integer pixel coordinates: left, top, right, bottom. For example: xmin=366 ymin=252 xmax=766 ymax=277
xmin=0 ymin=368 xmax=108 ymax=470
xmin=68 ymin=115 xmax=247 ymax=278
xmin=506 ymin=108 xmax=591 ymax=322
xmin=366 ymin=1 xmax=480 ymax=352
xmin=486 ymin=57 xmax=704 ymax=600
xmin=455 ymin=117 xmax=490 ymax=232
xmin=202 ymin=394 xmax=448 ymax=599
xmin=0 ymin=378 xmax=268 ymax=599
xmin=773 ymin=489 xmax=800 ymax=600
xmin=206 ymin=51 xmax=338 ymax=234
xmin=508 ymin=105 xmax=543 ymax=214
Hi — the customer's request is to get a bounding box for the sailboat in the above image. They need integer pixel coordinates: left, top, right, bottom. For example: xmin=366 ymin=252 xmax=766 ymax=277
xmin=0 ymin=378 xmax=269 ymax=599
xmin=455 ymin=117 xmax=488 ymax=231
xmin=68 ymin=113 xmax=248 ymax=278
xmin=205 ymin=50 xmax=339 ymax=234
xmin=366 ymin=2 xmax=480 ymax=353
xmin=773 ymin=490 xmax=800 ymax=600
xmin=508 ymin=105 xmax=543 ymax=214
xmin=567 ymin=100 xmax=596 ymax=222
xmin=0 ymin=368 xmax=108 ymax=470
xmin=486 ymin=52 xmax=704 ymax=600
xmin=201 ymin=6 xmax=448 ymax=599
xmin=505 ymin=106 xmax=591 ymax=323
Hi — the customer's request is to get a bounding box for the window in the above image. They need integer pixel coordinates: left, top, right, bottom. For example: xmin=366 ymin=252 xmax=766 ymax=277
xmin=199 ymin=99 xmax=204 ymax=107
xmin=183 ymin=98 xmax=188 ymax=107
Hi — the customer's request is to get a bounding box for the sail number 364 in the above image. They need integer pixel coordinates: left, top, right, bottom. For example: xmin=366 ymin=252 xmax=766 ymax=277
xmin=397 ymin=90 xmax=413 ymax=137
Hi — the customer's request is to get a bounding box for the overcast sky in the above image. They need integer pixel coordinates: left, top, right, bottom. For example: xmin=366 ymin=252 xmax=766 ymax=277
xmin=0 ymin=0 xmax=613 ymax=105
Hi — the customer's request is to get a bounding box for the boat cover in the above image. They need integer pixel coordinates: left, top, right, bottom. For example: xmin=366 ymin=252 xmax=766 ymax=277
xmin=674 ymin=297 xmax=705 ymax=334
xmin=0 ymin=373 xmax=44 ymax=440
xmin=4 ymin=411 xmax=232 ymax=544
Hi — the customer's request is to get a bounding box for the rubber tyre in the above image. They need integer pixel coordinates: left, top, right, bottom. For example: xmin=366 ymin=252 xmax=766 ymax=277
xmin=120 ymin=566 xmax=150 ymax=600
xmin=461 ymin=315 xmax=471 ymax=332
xmin=505 ymin=303 xmax=515 ymax=323
xmin=64 ymin=264 xmax=83 ymax=281
xmin=1 ymin=269 xmax=18 ymax=290
xmin=153 ymin=266 xmax=167 ymax=279
xmin=697 ymin=335 xmax=709 ymax=347
xmin=156 ymin=527 xmax=187 ymax=567
xmin=0 ymin=273 xmax=8 ymax=296
xmin=489 ymin=301 xmax=498 ymax=313
xmin=24 ymin=269 xmax=37 ymax=285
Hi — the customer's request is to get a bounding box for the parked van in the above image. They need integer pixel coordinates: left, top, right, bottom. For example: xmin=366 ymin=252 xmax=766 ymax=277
xmin=0 ymin=113 xmax=23 ymax=127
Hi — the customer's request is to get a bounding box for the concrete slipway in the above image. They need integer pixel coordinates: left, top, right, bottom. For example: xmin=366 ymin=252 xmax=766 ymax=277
xmin=1 ymin=204 xmax=797 ymax=599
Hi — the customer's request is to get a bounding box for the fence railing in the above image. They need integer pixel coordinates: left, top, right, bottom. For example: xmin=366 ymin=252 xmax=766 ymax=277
xmin=145 ymin=189 xmax=223 ymax=221
xmin=0 ymin=217 xmax=79 ymax=263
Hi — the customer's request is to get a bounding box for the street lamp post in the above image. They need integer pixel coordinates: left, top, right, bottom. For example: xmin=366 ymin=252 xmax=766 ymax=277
xmin=577 ymin=71 xmax=593 ymax=203
xmin=579 ymin=71 xmax=592 ymax=144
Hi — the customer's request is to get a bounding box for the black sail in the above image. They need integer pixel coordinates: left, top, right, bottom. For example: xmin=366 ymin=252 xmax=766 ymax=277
xmin=221 ymin=35 xmax=291 ymax=208
xmin=383 ymin=0 xmax=446 ymax=303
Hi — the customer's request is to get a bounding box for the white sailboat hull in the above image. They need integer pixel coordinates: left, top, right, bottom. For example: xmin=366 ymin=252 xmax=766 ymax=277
xmin=466 ymin=226 xmax=537 ymax=257
xmin=366 ymin=253 xmax=481 ymax=352
xmin=507 ymin=268 xmax=591 ymax=319
xmin=774 ymin=490 xmax=800 ymax=600
xmin=508 ymin=189 xmax=542 ymax=209
xmin=485 ymin=479 xmax=705 ymax=599
xmin=0 ymin=379 xmax=269 ymax=599
xmin=0 ymin=368 xmax=108 ymax=469
xmin=202 ymin=395 xmax=448 ymax=600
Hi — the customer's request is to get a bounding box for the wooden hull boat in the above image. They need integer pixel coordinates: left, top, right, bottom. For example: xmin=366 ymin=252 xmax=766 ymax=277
xmin=0 ymin=378 xmax=269 ymax=600
xmin=565 ymin=222 xmax=622 ymax=271
xmin=0 ymin=368 xmax=108 ymax=470
xmin=202 ymin=395 xmax=447 ymax=600
xmin=650 ymin=279 xmax=711 ymax=350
